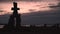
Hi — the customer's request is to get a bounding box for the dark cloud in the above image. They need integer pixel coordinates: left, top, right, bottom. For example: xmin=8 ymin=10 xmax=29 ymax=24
xmin=29 ymin=9 xmax=36 ymax=12
xmin=49 ymin=2 xmax=60 ymax=8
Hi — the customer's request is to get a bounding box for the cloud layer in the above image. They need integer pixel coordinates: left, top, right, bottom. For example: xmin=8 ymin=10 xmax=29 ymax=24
xmin=0 ymin=0 xmax=59 ymax=2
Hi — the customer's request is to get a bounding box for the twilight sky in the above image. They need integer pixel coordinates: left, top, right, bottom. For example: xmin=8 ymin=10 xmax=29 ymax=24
xmin=0 ymin=0 xmax=60 ymax=25
xmin=0 ymin=0 xmax=60 ymax=2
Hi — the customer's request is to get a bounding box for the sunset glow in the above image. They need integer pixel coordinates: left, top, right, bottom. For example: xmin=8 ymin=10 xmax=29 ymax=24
xmin=0 ymin=1 xmax=59 ymax=15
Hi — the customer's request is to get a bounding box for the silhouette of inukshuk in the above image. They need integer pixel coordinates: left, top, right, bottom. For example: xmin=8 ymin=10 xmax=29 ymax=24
xmin=8 ymin=2 xmax=21 ymax=29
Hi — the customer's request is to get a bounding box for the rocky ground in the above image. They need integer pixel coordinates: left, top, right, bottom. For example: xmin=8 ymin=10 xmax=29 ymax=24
xmin=0 ymin=26 xmax=60 ymax=34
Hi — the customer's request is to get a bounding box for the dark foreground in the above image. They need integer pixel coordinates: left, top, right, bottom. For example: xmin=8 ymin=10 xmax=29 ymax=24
xmin=0 ymin=26 xmax=60 ymax=34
